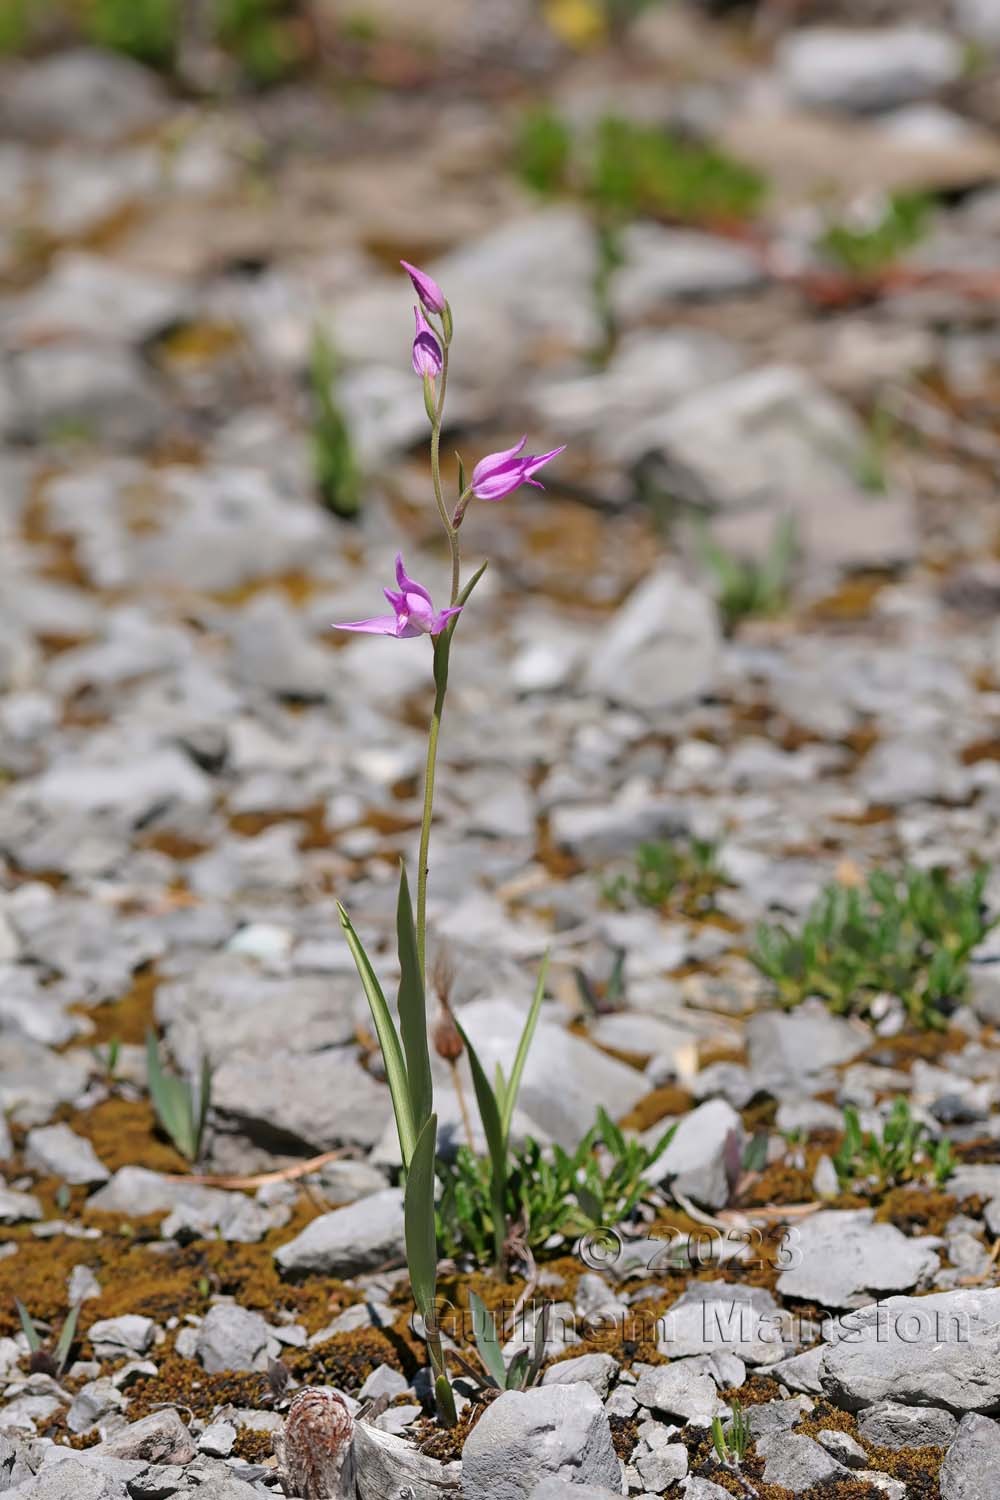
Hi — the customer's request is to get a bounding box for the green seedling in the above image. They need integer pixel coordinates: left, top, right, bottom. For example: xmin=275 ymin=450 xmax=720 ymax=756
xmin=697 ymin=516 xmax=796 ymax=630
xmin=15 ymin=1299 xmax=81 ymax=1378
xmin=603 ymin=835 xmax=728 ymax=916
xmin=464 ymin=1292 xmax=549 ymax=1392
xmin=145 ymin=1030 xmax=212 ymax=1163
xmin=819 ymin=191 xmax=932 ymax=278
xmin=834 ymin=1097 xmax=955 ymax=1193
xmin=712 ymin=1399 xmax=751 ymax=1466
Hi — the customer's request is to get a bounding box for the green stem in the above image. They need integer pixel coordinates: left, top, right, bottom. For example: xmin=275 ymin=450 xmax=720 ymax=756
xmin=416 ymin=636 xmax=450 ymax=981
xmin=429 ymin=348 xmax=461 ymax=605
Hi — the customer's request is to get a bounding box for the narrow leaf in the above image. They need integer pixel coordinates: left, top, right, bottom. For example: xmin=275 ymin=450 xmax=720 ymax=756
xmin=404 ymin=1113 xmax=440 ymax=1322
xmin=338 ymin=902 xmax=416 ymax=1170
xmin=15 ymin=1299 xmax=40 ymax=1353
xmin=528 ymin=1303 xmax=549 ymax=1386
xmin=54 ymin=1302 xmax=81 ymax=1374
xmin=500 ymin=954 xmax=548 ymax=1144
xmin=396 ymin=864 xmax=433 ymax=1137
xmin=196 ymin=1053 xmax=212 ymax=1162
xmin=434 ymin=1373 xmax=458 ymax=1428
xmin=506 ymin=1351 xmax=529 ymax=1390
xmin=469 ymin=1291 xmax=507 ymax=1389
xmin=457 ymin=1022 xmax=507 ymax=1268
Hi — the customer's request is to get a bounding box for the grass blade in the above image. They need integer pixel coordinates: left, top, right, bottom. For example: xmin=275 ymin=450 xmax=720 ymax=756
xmin=54 ymin=1302 xmax=81 ymax=1375
xmin=396 ymin=863 xmax=433 ymax=1138
xmin=457 ymin=1021 xmax=507 ymax=1269
xmin=196 ymin=1053 xmax=212 ymax=1162
xmin=338 ymin=902 xmax=416 ymax=1170
xmin=500 ymin=954 xmax=548 ymax=1144
xmin=469 ymin=1290 xmax=506 ymax=1390
xmin=404 ymin=1113 xmax=439 ymax=1322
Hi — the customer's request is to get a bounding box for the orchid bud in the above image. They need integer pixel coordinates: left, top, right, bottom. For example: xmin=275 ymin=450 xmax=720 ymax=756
xmin=400 ymin=259 xmax=446 ymax=315
xmin=411 ymin=306 xmax=443 ymax=379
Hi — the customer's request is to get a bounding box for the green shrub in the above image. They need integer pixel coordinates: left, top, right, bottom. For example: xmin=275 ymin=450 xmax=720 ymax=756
xmin=752 ymin=866 xmax=992 ymax=1029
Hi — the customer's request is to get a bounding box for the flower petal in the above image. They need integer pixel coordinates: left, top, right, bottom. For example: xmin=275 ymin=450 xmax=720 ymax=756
xmin=471 ymin=436 xmax=527 ymax=488
xmin=395 ymin=554 xmax=434 ymax=605
xmin=333 ymin=615 xmax=402 ymax=635
xmin=524 ymin=444 xmax=567 ymax=478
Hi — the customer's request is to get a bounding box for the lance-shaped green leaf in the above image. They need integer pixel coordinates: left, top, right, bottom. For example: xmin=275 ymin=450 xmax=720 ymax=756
xmin=469 ymin=1291 xmax=506 ymax=1389
xmin=456 ymin=1020 xmax=507 ymax=1268
xmin=499 ymin=953 xmax=548 ymax=1145
xmin=338 ymin=902 xmax=416 ymax=1170
xmin=15 ymin=1300 xmax=40 ymax=1353
xmin=53 ymin=1303 xmax=81 ymax=1376
xmin=396 ymin=864 xmax=432 ymax=1139
xmin=404 ymin=1113 xmax=440 ymax=1325
xmin=146 ymin=1030 xmax=203 ymax=1161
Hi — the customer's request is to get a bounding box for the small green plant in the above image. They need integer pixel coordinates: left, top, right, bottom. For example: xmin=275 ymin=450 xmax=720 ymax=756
xmin=513 ymin=110 xmax=765 ymax=228
xmin=91 ymin=1037 xmax=122 ymax=1082
xmin=437 ymin=1108 xmax=675 ymax=1264
xmin=834 ymin=1098 xmax=955 ymax=1193
xmin=819 ymin=191 xmax=932 ymax=278
xmin=603 ymin=835 xmax=728 ymax=915
xmin=15 ymin=1299 xmax=81 ymax=1379
xmin=85 ymin=0 xmax=179 ymax=68
xmin=857 ymin=404 xmax=896 ymax=495
xmin=589 ymin=116 xmax=765 ymax=227
xmin=697 ymin=516 xmax=797 ymax=630
xmin=515 ymin=108 xmax=574 ymax=196
xmin=145 ymin=1031 xmax=212 ymax=1163
xmin=712 ymin=1400 xmax=751 ymax=1466
xmin=309 ymin=330 xmax=362 ymax=520
xmin=215 ymin=0 xmax=305 ymax=84
xmin=752 ymin=866 xmax=993 ymax=1029
xmin=0 ymin=0 xmax=31 ymax=52
xmin=464 ymin=1292 xmax=549 ymax=1392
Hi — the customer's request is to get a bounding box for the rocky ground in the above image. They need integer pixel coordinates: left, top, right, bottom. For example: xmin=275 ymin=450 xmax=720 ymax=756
xmin=2 ymin=1 xmax=1000 ymax=1497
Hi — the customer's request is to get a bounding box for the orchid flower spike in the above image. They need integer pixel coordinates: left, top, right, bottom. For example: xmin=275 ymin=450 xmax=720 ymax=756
xmin=400 ymin=259 xmax=447 ymax=315
xmin=411 ymin=306 xmax=443 ymax=378
xmin=470 ymin=437 xmax=567 ymax=503
xmin=333 ymin=554 xmax=461 ymax=639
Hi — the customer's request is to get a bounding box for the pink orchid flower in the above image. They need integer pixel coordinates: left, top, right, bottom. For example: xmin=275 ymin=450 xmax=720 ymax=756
xmin=471 ymin=437 xmax=566 ymax=502
xmin=333 ymin=555 xmax=461 ymax=639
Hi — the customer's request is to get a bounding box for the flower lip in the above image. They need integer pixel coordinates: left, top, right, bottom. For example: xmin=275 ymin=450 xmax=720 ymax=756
xmin=400 ymin=259 xmax=446 ymax=315
xmin=470 ymin=438 xmax=567 ymax=503
xmin=411 ymin=306 xmax=443 ymax=378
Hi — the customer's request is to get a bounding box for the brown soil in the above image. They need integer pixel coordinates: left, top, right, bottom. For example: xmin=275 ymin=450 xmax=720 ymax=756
xmin=619 ymin=1084 xmax=695 ymax=1131
xmin=874 ymin=1187 xmax=959 ymax=1237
